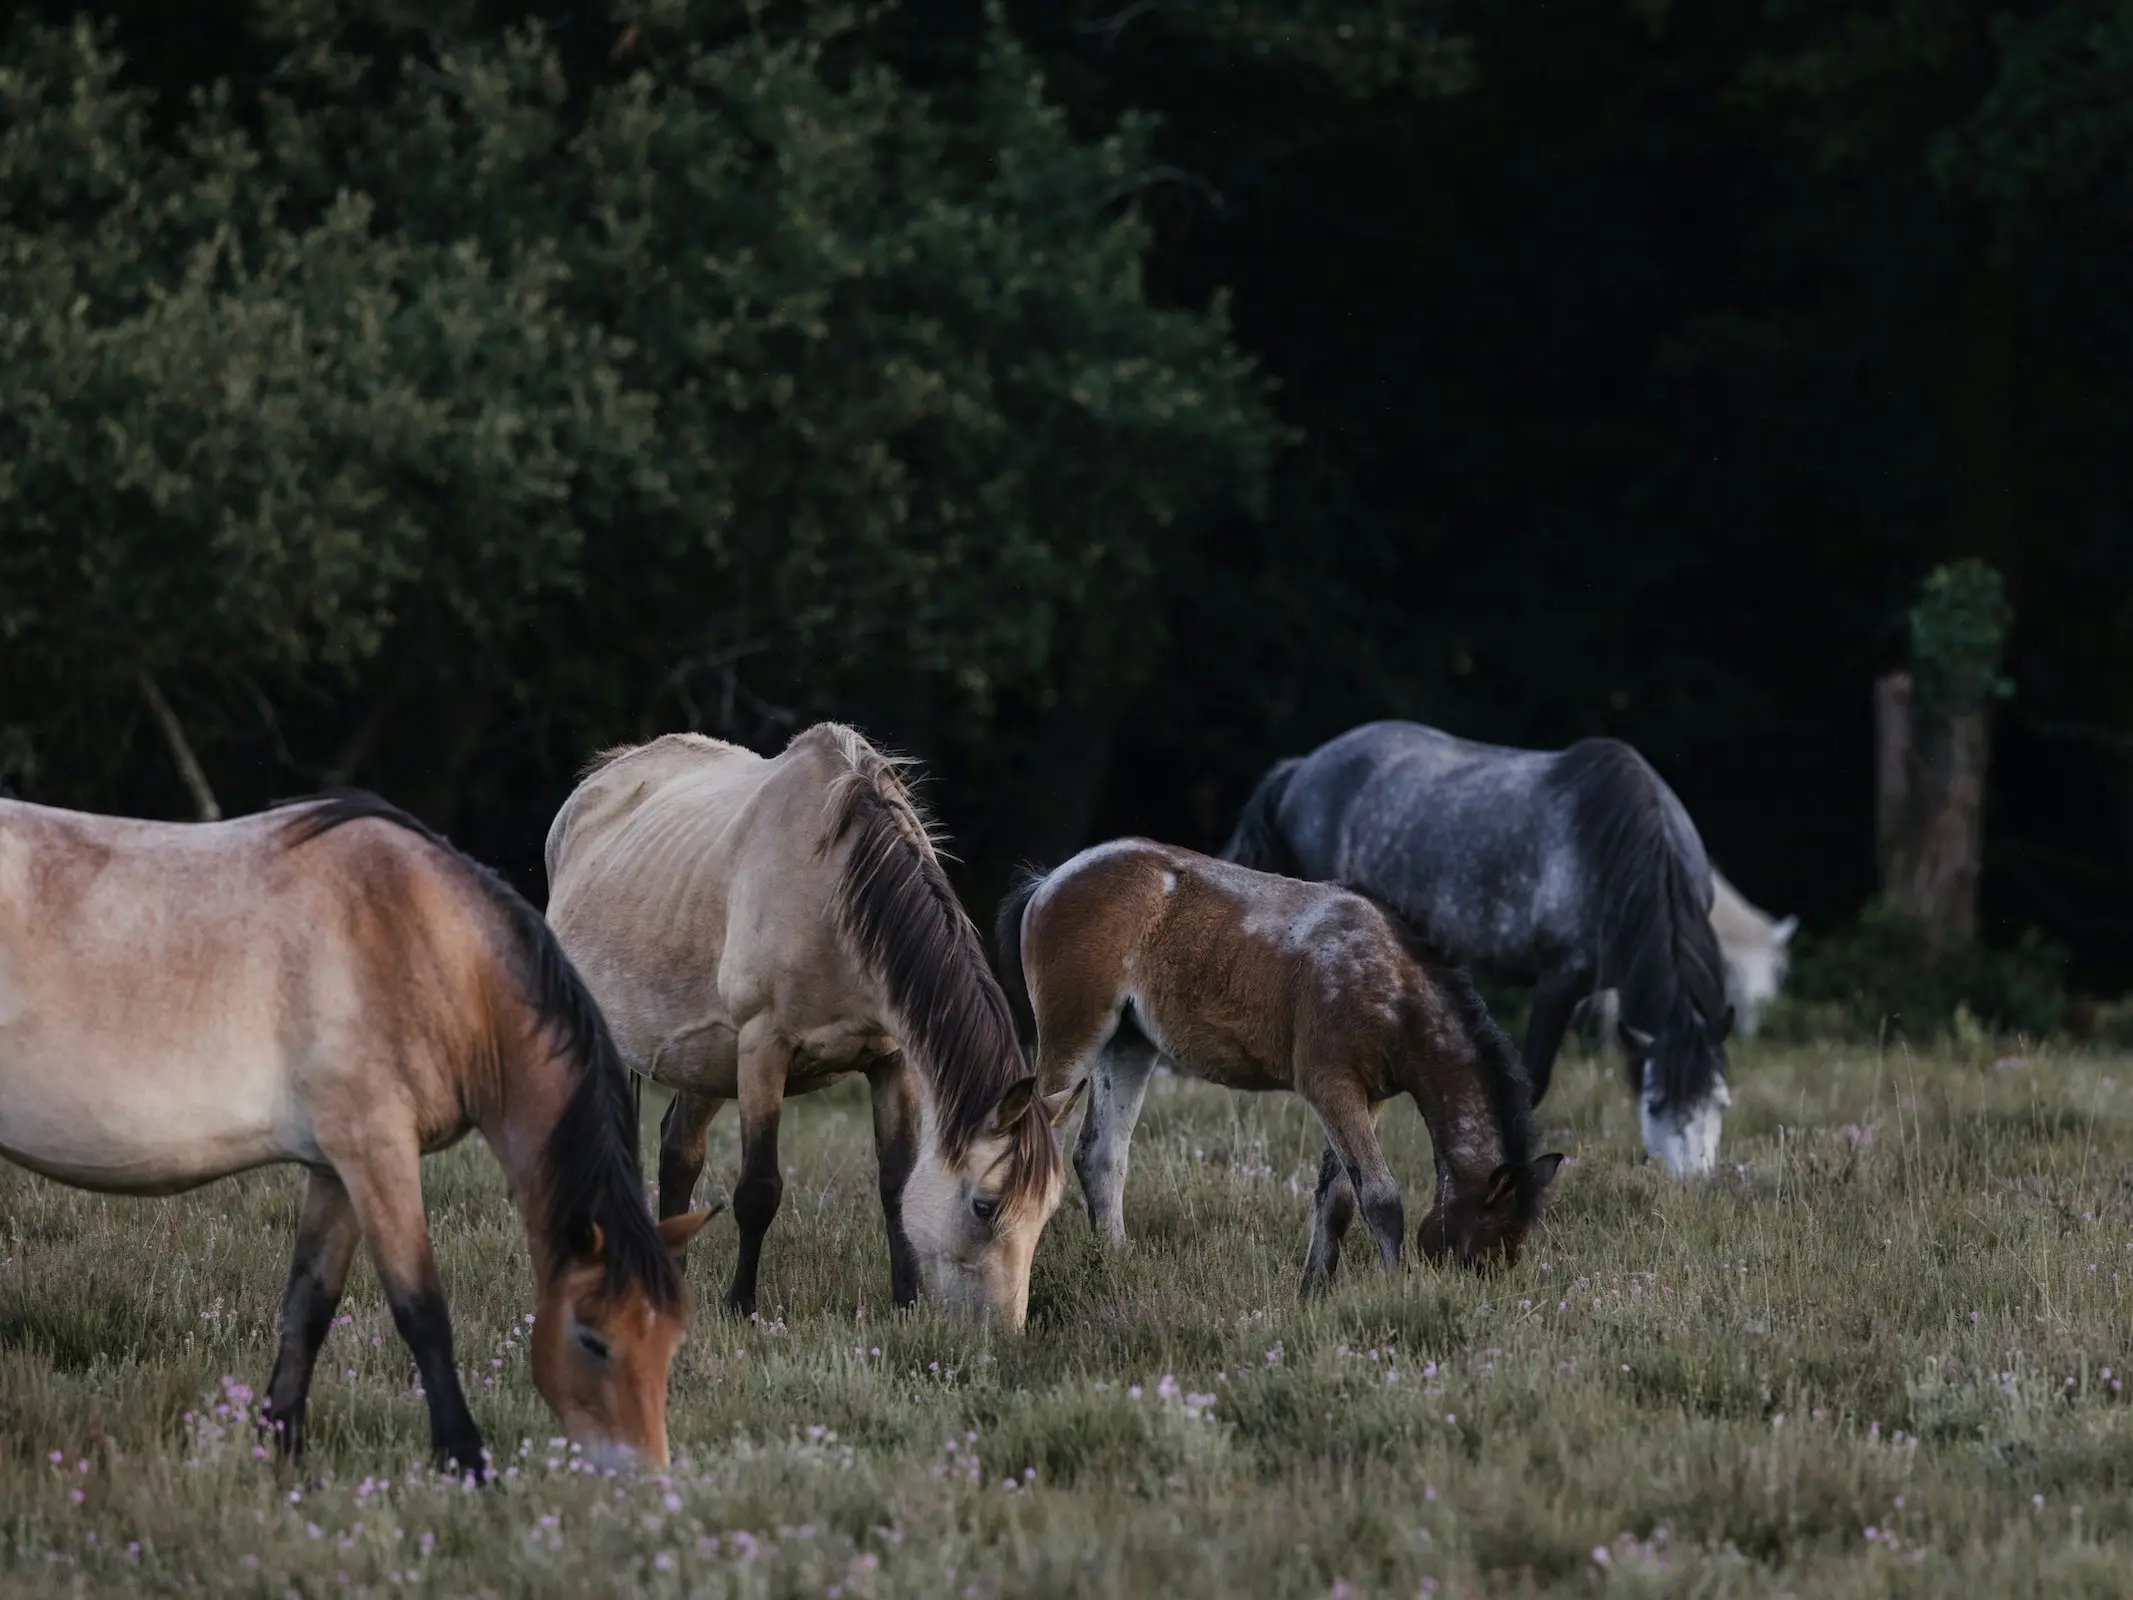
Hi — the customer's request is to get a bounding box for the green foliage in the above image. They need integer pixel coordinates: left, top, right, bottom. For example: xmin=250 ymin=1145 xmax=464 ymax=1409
xmin=1908 ymin=558 xmax=2012 ymax=717
xmin=1166 ymin=1 xmax=1475 ymax=97
xmin=1930 ymin=3 xmax=2133 ymax=251
xmin=0 ymin=2 xmax=1277 ymax=815
xmin=1787 ymin=900 xmax=2067 ymax=1041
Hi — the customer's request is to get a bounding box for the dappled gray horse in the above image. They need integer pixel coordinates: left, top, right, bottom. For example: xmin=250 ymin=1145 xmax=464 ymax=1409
xmin=1225 ymin=722 xmax=1733 ymax=1175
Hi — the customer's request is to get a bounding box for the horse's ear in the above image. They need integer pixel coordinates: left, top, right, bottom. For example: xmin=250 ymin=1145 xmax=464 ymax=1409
xmin=1772 ymin=914 xmax=1798 ymax=946
xmin=570 ymin=1220 xmax=607 ymax=1263
xmin=658 ymin=1206 xmax=722 ymax=1261
xmin=1043 ymin=1077 xmax=1088 ymax=1130
xmin=1529 ymin=1152 xmax=1566 ymax=1191
xmin=1714 ymin=1005 xmax=1736 ymax=1043
xmin=1482 ymin=1163 xmax=1520 ymax=1211
xmin=987 ymin=1077 xmax=1037 ymax=1134
xmin=1617 ymin=1022 xmax=1655 ymax=1058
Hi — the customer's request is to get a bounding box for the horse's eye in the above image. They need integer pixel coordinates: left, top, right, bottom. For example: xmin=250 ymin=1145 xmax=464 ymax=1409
xmin=971 ymin=1195 xmax=1000 ymax=1226
xmin=575 ymin=1327 xmax=611 ymax=1361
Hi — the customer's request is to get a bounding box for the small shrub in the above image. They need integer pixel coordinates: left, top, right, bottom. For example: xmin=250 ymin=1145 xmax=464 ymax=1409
xmin=1785 ymin=900 xmax=2067 ymax=1040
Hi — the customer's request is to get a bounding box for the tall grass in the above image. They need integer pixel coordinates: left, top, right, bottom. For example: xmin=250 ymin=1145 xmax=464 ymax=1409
xmin=4 ymin=1039 xmax=2132 ymax=1595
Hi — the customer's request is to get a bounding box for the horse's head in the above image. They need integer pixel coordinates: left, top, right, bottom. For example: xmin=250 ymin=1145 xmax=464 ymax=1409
xmin=1417 ymin=1153 xmax=1566 ymax=1268
xmin=1620 ymin=1009 xmax=1733 ymax=1176
xmin=529 ymin=1209 xmax=717 ymax=1469
xmin=900 ymin=1077 xmax=1082 ymax=1330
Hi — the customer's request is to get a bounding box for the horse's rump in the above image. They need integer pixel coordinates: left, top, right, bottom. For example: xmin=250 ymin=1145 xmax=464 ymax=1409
xmin=1222 ymin=758 xmax=1304 ymax=876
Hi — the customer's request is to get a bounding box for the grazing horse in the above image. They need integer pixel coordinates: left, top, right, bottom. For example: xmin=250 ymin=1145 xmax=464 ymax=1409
xmin=996 ymin=840 xmax=1563 ymax=1293
xmin=1581 ymin=868 xmax=1795 ymax=1046
xmin=0 ymin=792 xmax=717 ymax=1476
xmin=1225 ymin=722 xmax=1734 ymax=1176
xmin=544 ymin=726 xmax=1078 ymax=1331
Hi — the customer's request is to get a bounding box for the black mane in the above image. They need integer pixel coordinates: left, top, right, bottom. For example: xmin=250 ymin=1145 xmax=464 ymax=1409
xmin=1549 ymin=739 xmax=1728 ymax=1107
xmin=278 ymin=790 xmax=681 ymax=1310
xmin=815 ymin=732 xmax=1041 ymax=1180
xmin=1362 ymin=895 xmax=1545 ymax=1223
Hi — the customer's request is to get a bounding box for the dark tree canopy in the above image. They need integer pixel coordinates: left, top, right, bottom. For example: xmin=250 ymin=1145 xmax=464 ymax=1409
xmin=3 ymin=0 xmax=2130 ymax=993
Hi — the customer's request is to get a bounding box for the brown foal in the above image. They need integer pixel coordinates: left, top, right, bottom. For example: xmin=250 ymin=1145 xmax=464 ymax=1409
xmin=998 ymin=839 xmax=1563 ymax=1293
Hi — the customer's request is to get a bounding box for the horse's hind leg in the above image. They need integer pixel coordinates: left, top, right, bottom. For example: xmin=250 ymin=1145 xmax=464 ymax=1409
xmin=1300 ymin=1095 xmax=1401 ymax=1295
xmin=866 ymin=1051 xmax=920 ymax=1308
xmin=325 ymin=1131 xmax=487 ymax=1479
xmin=261 ymin=1168 xmax=363 ymax=1458
xmin=727 ymin=1022 xmax=792 ymax=1319
xmin=1075 ymin=1032 xmax=1158 ymax=1245
xmin=656 ymin=1090 xmax=725 ymax=1224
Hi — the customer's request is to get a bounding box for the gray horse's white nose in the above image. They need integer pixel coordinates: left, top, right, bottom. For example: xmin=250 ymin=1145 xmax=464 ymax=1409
xmin=1640 ymin=1095 xmax=1723 ymax=1176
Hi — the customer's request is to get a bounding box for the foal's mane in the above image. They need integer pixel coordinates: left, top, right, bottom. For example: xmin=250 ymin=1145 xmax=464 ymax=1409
xmin=277 ymin=791 xmax=680 ymax=1311
xmin=1550 ymin=739 xmax=1727 ymax=1105
xmin=811 ymin=728 xmax=1044 ymax=1189
xmin=1362 ymin=895 xmax=1545 ymax=1222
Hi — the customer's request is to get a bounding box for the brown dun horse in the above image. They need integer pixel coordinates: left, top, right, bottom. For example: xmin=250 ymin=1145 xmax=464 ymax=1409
xmin=997 ymin=839 xmax=1563 ymax=1293
xmin=545 ymin=726 xmax=1079 ymax=1330
xmin=0 ymin=792 xmax=717 ymax=1477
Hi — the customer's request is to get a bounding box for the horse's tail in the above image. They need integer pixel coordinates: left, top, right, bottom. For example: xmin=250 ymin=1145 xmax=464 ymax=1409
xmin=1222 ymin=757 xmax=1303 ymax=875
xmin=276 ymin=790 xmax=685 ymax=1308
xmin=992 ymin=864 xmax=1050 ymax=1045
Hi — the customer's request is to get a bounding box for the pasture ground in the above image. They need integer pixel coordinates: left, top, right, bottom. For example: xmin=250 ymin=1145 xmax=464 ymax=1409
xmin=5 ymin=1040 xmax=2133 ymax=1596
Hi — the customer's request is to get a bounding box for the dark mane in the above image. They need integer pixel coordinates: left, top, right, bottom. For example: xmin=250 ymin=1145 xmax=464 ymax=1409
xmin=813 ymin=730 xmax=1046 ymax=1189
xmin=1361 ymin=895 xmax=1544 ymax=1222
xmin=277 ymin=790 xmax=681 ymax=1311
xmin=1549 ymin=739 xmax=1728 ymax=1106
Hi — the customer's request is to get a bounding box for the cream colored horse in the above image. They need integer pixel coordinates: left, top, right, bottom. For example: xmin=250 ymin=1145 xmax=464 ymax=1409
xmin=545 ymin=726 xmax=1079 ymax=1330
xmin=0 ymin=792 xmax=716 ymax=1476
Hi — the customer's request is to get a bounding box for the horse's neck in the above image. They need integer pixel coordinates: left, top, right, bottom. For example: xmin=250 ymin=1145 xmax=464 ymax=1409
xmin=477 ymin=1044 xmax=578 ymax=1292
xmin=1416 ymin=1043 xmax=1513 ymax=1191
xmin=881 ymin=978 xmax=1008 ymax=1147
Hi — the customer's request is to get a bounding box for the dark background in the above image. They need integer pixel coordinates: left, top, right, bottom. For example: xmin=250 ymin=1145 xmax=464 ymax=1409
xmin=11 ymin=0 xmax=2133 ymax=994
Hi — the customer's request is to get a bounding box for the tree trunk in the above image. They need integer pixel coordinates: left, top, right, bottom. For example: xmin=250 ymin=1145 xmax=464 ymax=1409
xmin=1875 ymin=670 xmax=1990 ymax=946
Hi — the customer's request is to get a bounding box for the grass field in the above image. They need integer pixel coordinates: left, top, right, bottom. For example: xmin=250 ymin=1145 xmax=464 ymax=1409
xmin=6 ymin=1037 xmax=2133 ymax=1596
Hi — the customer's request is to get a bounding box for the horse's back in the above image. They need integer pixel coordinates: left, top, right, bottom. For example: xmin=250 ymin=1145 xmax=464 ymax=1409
xmin=1275 ymin=722 xmax=1581 ymax=968
xmin=1708 ymin=869 xmax=1790 ymax=1028
xmin=1025 ymin=839 xmax=1407 ymax=1093
xmin=0 ymin=799 xmax=480 ymax=1191
xmin=543 ymin=728 xmax=880 ymax=1089
xmin=1709 ymin=870 xmax=1776 ymax=947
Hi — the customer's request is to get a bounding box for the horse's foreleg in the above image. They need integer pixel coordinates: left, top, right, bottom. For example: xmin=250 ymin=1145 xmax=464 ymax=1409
xmin=1075 ymin=1036 xmax=1157 ymax=1245
xmin=1522 ymin=967 xmax=1591 ymax=1105
xmin=1303 ymin=1096 xmax=1400 ymax=1293
xmin=656 ymin=1090 xmax=725 ymax=1225
xmin=727 ymin=1024 xmax=791 ymax=1319
xmin=261 ymin=1167 xmax=363 ymax=1458
xmin=866 ymin=1052 xmax=920 ymax=1309
xmin=328 ymin=1133 xmax=487 ymax=1480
